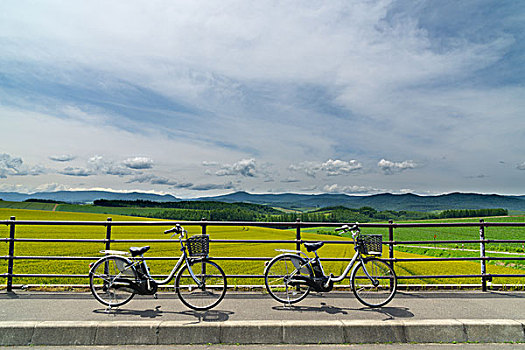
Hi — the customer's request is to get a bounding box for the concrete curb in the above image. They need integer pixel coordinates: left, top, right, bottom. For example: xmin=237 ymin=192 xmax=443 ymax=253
xmin=1 ymin=320 xmax=524 ymax=346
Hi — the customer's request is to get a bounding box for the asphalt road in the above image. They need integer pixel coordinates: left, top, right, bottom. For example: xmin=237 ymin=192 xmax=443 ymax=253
xmin=1 ymin=290 xmax=524 ymax=322
xmin=5 ymin=344 xmax=525 ymax=350
xmin=1 ymin=290 xmax=524 ymax=346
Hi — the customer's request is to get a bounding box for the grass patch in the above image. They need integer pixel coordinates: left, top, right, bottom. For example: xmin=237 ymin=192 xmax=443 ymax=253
xmin=1 ymin=209 xmax=524 ymax=287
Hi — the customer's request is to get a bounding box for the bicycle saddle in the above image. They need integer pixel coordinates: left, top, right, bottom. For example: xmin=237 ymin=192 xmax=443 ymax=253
xmin=129 ymin=246 xmax=150 ymax=257
xmin=303 ymin=242 xmax=324 ymax=252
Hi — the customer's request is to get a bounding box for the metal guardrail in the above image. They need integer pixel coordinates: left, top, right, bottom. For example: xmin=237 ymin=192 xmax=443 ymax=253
xmin=1 ymin=217 xmax=525 ymax=292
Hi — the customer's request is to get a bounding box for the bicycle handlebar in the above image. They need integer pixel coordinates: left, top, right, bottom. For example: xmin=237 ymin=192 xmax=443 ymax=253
xmin=335 ymin=223 xmax=359 ymax=233
xmin=164 ymin=224 xmax=183 ymax=235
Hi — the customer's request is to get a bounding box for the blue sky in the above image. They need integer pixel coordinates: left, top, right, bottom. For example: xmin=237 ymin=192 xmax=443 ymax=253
xmin=1 ymin=0 xmax=524 ymax=198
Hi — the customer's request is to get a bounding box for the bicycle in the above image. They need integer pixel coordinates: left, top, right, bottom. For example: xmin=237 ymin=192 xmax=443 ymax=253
xmin=264 ymin=223 xmax=397 ymax=308
xmin=88 ymin=224 xmax=227 ymax=311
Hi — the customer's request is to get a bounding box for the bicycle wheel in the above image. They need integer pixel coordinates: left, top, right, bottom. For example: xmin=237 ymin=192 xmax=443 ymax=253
xmin=264 ymin=254 xmax=313 ymax=304
xmin=175 ymin=259 xmax=227 ymax=311
xmin=89 ymin=256 xmax=136 ymax=307
xmin=351 ymin=258 xmax=397 ymax=308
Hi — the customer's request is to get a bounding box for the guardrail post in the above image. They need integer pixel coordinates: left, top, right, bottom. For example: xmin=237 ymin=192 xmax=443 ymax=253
xmin=7 ymin=216 xmax=16 ymax=292
xmin=295 ymin=218 xmax=301 ymax=251
xmin=105 ymin=217 xmax=112 ymax=251
xmin=201 ymin=218 xmax=207 ymax=236
xmin=388 ymin=220 xmax=395 ymax=289
xmin=201 ymin=218 xmax=207 ymax=275
xmin=479 ymin=219 xmax=487 ymax=291
xmin=388 ymin=220 xmax=395 ymax=268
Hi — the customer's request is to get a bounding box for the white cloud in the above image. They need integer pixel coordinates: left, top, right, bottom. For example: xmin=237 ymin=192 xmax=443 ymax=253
xmin=191 ymin=182 xmax=235 ymax=191
xmin=0 ymin=153 xmax=46 ymax=177
xmin=202 ymin=161 xmax=219 ymax=167
xmin=123 ymin=157 xmax=154 ymax=169
xmin=49 ymin=154 xmax=76 ymax=162
xmin=289 ymin=162 xmax=319 ymax=178
xmin=323 ymin=184 xmax=381 ymax=194
xmin=60 ymin=156 xmax=148 ymax=177
xmin=88 ymin=156 xmax=133 ymax=176
xmin=0 ymin=153 xmax=23 ymax=178
xmin=281 ymin=178 xmax=300 ymax=183
xmin=215 ymin=158 xmax=257 ymax=177
xmin=290 ymin=159 xmax=362 ymax=177
xmin=127 ymin=174 xmax=178 ymax=186
xmin=378 ymin=159 xmax=417 ymax=175
xmin=59 ymin=166 xmax=93 ymax=177
xmin=321 ymin=159 xmax=362 ymax=176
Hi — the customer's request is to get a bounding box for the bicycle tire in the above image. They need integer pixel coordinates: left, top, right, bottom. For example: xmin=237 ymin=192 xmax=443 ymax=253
xmin=264 ymin=254 xmax=313 ymax=304
xmin=89 ymin=255 xmax=136 ymax=307
xmin=350 ymin=258 xmax=397 ymax=308
xmin=175 ymin=259 xmax=227 ymax=311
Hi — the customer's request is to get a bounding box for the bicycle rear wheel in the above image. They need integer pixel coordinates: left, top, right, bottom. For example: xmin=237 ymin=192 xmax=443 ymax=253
xmin=89 ymin=256 xmax=136 ymax=307
xmin=264 ymin=254 xmax=313 ymax=304
xmin=351 ymin=258 xmax=397 ymax=308
xmin=175 ymin=259 xmax=227 ymax=311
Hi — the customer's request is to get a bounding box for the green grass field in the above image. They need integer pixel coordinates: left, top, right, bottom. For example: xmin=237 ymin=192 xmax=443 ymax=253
xmin=1 ymin=208 xmax=524 ymax=287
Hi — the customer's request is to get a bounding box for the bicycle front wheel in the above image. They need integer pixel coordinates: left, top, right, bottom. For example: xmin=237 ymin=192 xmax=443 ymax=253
xmin=175 ymin=259 xmax=227 ymax=311
xmin=89 ymin=256 xmax=136 ymax=307
xmin=351 ymin=258 xmax=397 ymax=308
xmin=264 ymin=254 xmax=313 ymax=304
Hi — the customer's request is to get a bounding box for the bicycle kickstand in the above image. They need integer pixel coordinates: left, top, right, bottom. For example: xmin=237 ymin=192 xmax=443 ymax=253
xmin=283 ymin=301 xmax=293 ymax=309
xmin=105 ymin=305 xmax=118 ymax=314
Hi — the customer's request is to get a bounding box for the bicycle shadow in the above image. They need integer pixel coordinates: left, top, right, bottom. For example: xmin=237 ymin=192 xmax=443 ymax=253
xmin=92 ymin=306 xmax=233 ymax=322
xmin=272 ymin=302 xmax=414 ymax=320
xmin=272 ymin=302 xmax=349 ymax=315
xmin=358 ymin=306 xmax=414 ymax=320
xmin=177 ymin=309 xmax=233 ymax=323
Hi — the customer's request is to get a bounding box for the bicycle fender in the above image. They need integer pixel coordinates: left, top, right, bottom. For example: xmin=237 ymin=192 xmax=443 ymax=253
xmin=89 ymin=255 xmax=135 ymax=274
xmin=264 ymin=253 xmax=311 ymax=275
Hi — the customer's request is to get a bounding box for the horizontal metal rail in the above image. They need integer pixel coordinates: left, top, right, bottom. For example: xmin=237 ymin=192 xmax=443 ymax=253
xmin=1 ymin=217 xmax=524 ymax=292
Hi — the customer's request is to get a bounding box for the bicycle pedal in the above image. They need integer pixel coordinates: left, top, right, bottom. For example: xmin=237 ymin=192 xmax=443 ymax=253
xmin=323 ymin=274 xmax=333 ymax=289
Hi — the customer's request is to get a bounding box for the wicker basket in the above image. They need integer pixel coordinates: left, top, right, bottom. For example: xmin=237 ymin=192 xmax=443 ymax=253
xmin=361 ymin=234 xmax=382 ymax=255
xmin=186 ymin=234 xmax=210 ymax=257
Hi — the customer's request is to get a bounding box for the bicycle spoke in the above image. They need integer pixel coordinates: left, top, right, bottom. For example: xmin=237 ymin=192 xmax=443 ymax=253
xmin=89 ymin=256 xmax=136 ymax=307
xmin=175 ymin=260 xmax=226 ymax=311
xmin=264 ymin=254 xmax=312 ymax=304
xmin=351 ymin=259 xmax=397 ymax=308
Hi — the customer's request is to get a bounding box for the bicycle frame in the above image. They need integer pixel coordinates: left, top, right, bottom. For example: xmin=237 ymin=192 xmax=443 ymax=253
xmin=265 ymin=224 xmax=396 ymax=307
xmin=273 ymin=247 xmax=365 ymax=283
xmin=103 ymin=230 xmax=205 ymax=289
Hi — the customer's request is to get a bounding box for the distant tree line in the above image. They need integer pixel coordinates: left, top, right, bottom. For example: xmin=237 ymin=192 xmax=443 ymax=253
xmin=274 ymin=206 xmax=508 ymax=222
xmin=437 ymin=208 xmax=507 ymax=219
xmin=24 ymin=198 xmax=67 ymax=204
xmin=137 ymin=208 xmax=262 ymax=221
xmin=94 ymin=199 xmax=282 ymax=216
xmin=96 ymin=199 xmax=509 ymax=222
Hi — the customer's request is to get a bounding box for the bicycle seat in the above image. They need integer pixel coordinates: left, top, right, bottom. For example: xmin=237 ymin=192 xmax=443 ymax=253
xmin=303 ymin=242 xmax=324 ymax=252
xmin=129 ymin=246 xmax=150 ymax=257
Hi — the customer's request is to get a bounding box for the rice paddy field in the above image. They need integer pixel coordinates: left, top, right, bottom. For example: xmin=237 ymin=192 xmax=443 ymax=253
xmin=1 ymin=208 xmax=524 ymax=288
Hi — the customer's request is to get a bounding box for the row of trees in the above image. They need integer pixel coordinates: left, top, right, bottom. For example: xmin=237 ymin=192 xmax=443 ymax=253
xmin=132 ymin=205 xmax=508 ymax=223
xmin=437 ymin=208 xmax=508 ymax=219
xmin=94 ymin=199 xmax=282 ymax=215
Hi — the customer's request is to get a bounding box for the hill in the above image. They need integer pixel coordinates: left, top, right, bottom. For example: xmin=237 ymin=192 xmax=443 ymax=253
xmin=198 ymin=191 xmax=525 ymax=212
xmin=0 ymin=190 xmax=178 ymax=204
xmin=1 ymin=190 xmax=525 ymax=212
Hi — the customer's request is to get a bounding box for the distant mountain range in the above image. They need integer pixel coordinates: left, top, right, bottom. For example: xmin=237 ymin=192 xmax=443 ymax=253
xmin=0 ymin=190 xmax=178 ymax=203
xmin=1 ymin=190 xmax=525 ymax=212
xmin=196 ymin=191 xmax=525 ymax=211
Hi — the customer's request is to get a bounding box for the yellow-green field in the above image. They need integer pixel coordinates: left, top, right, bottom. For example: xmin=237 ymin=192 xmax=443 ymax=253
xmin=1 ymin=208 xmax=524 ymax=287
